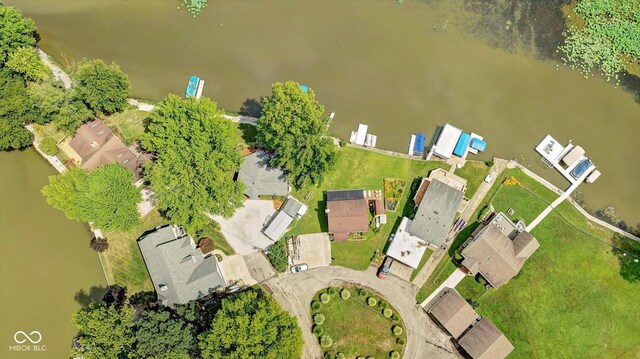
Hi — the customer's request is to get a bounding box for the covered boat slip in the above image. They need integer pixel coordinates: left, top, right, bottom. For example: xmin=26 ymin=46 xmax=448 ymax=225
xmin=534 ymin=135 xmax=598 ymax=185
xmin=429 ymin=123 xmax=486 ymax=160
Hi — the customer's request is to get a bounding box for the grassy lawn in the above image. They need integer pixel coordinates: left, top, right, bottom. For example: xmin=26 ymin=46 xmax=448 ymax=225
xmin=453 ymin=160 xmax=491 ymax=198
xmin=312 ymin=287 xmax=406 ymax=358
xmin=287 ymin=146 xmax=446 ymax=270
xmin=199 ymin=221 xmax=234 ymax=255
xmin=32 ymin=122 xmax=67 ymax=143
xmin=101 ymin=208 xmax=169 ymax=293
xmin=456 ymin=209 xmax=640 ymax=358
xmin=102 ymin=108 xmax=149 ymax=145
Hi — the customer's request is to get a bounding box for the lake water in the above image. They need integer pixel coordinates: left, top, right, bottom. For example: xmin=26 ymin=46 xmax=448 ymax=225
xmin=7 ymin=0 xmax=640 ymax=224
xmin=0 ymin=149 xmax=107 ymax=358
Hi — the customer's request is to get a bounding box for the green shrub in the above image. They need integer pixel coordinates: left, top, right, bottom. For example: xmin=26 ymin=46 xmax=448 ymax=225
xmin=380 ymin=301 xmax=388 ymax=308
xmin=266 ymin=238 xmax=288 ymax=272
xmin=391 ymin=314 xmax=399 ymax=321
xmin=311 ymin=300 xmax=322 ymax=312
xmin=392 ymin=325 xmax=403 ymax=336
xmin=389 ymin=351 xmax=400 ymax=359
xmin=383 ymin=308 xmax=393 ymax=318
xmin=340 ymin=289 xmax=351 ymax=300
xmin=320 ymin=292 xmax=331 ymax=304
xmin=485 ymin=160 xmax=494 ymax=167
xmin=340 ymin=140 xmax=347 ymax=147
xmin=397 ymin=338 xmax=405 ymax=345
xmin=367 ymin=297 xmax=377 ymax=306
xmin=336 ymin=353 xmax=345 ymax=359
xmin=320 ymin=335 xmax=333 ymax=348
xmin=40 ymin=137 xmax=58 ymax=156
xmin=314 ymin=313 xmax=326 ymax=325
xmin=358 ymin=288 xmax=367 ymax=297
xmin=328 ymin=287 xmax=337 ymax=295
xmin=313 ymin=325 xmax=324 ymax=336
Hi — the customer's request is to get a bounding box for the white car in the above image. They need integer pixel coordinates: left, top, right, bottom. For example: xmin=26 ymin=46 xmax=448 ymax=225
xmin=484 ymin=174 xmax=493 ymax=183
xmin=290 ymin=263 xmax=309 ymax=273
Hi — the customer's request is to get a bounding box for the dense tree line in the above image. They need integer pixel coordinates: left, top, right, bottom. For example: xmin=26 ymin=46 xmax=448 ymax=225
xmin=42 ymin=163 xmax=141 ymax=231
xmin=256 ymin=81 xmax=338 ymax=189
xmin=72 ymin=286 xmax=303 ymax=359
xmin=0 ymin=5 xmax=131 ymax=150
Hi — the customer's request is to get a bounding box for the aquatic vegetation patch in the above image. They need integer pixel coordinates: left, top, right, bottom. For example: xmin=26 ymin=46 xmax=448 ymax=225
xmin=181 ymin=0 xmax=208 ymax=17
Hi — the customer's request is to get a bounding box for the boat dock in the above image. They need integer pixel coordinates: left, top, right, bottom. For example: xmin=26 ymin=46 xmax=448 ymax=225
xmin=425 ymin=123 xmax=487 ymax=161
xmin=350 ymin=124 xmax=377 ymax=148
xmin=186 ymin=75 xmax=204 ymax=99
xmin=534 ymin=135 xmax=599 ymax=185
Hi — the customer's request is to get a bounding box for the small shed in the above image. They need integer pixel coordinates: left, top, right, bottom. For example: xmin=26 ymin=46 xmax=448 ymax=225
xmin=281 ymin=197 xmax=308 ymax=218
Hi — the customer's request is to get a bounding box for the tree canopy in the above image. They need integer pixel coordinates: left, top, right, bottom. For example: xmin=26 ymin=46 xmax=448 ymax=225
xmin=198 ymin=289 xmax=303 ymax=359
xmin=142 ymin=95 xmax=244 ymax=233
xmin=135 ymin=310 xmax=198 ymax=358
xmin=71 ymin=302 xmax=135 ymax=359
xmin=257 ymin=81 xmax=338 ymax=189
xmin=6 ymin=46 xmax=48 ymax=81
xmin=42 ymin=164 xmax=141 ymax=231
xmin=0 ymin=68 xmax=33 ymax=150
xmin=560 ymin=0 xmax=640 ymax=81
xmin=75 ymin=59 xmax=130 ymax=114
xmin=0 ymin=6 xmax=37 ymax=65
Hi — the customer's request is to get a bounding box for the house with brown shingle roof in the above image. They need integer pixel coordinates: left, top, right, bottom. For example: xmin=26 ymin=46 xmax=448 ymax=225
xmin=457 ymin=318 xmax=514 ymax=359
xmin=58 ymin=118 xmax=149 ymax=179
xmin=426 ymin=287 xmax=479 ymax=338
xmin=460 ymin=213 xmax=540 ymax=288
xmin=325 ymin=189 xmax=369 ymax=241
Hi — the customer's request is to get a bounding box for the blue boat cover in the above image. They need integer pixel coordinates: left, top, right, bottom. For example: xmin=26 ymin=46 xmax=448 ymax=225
xmin=571 ymin=158 xmax=592 ymax=179
xmin=470 ymin=138 xmax=487 ymax=152
xmin=453 ymin=132 xmax=471 ymax=156
xmin=413 ymin=132 xmax=425 ymax=155
xmin=186 ymin=76 xmax=199 ymax=98
xmin=299 ymin=84 xmax=309 ymax=93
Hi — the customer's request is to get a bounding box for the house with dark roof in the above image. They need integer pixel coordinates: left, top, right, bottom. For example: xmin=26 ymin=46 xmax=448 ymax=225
xmin=137 ymin=225 xmax=226 ymax=307
xmin=461 ymin=213 xmax=540 ymax=288
xmin=58 ymin=118 xmax=149 ymax=179
xmin=237 ymin=150 xmax=289 ymax=199
xmin=457 ymin=318 xmax=514 ymax=359
xmin=325 ymin=189 xmax=369 ymax=241
xmin=408 ymin=179 xmax=464 ymax=247
xmin=426 ymin=287 xmax=479 ymax=338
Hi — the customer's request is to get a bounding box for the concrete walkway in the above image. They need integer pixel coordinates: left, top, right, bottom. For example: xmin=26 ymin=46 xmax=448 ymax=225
xmin=262 ymin=266 xmax=456 ymax=359
xmin=419 ymin=268 xmax=466 ymax=308
xmin=526 ymin=179 xmax=582 ymax=231
xmin=411 ymin=158 xmax=508 ymax=288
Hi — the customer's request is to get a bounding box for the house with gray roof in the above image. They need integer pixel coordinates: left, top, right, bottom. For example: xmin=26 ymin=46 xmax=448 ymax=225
xmin=408 ymin=179 xmax=464 ymax=247
xmin=457 ymin=318 xmax=514 ymax=359
xmin=427 ymin=287 xmax=479 ymax=339
xmin=238 ymin=150 xmax=289 ymax=199
xmin=262 ymin=196 xmax=308 ymax=241
xmin=138 ymin=225 xmax=226 ymax=307
xmin=461 ymin=213 xmax=540 ymax=288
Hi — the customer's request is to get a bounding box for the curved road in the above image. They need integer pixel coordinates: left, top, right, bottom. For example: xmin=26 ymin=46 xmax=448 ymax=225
xmin=262 ymin=266 xmax=456 ymax=359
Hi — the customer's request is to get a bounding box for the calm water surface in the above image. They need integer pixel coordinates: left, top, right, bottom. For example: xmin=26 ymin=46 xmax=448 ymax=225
xmin=0 ymin=149 xmax=106 ymax=358
xmin=7 ymin=0 xmax=640 ymax=224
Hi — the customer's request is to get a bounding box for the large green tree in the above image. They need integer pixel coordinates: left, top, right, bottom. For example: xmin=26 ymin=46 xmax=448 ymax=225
xmin=75 ymin=59 xmax=130 ymax=114
xmin=143 ymin=95 xmax=244 ymax=233
xmin=42 ymin=164 xmax=141 ymax=231
xmin=257 ymin=81 xmax=338 ymax=188
xmin=0 ymin=6 xmax=37 ymax=64
xmin=71 ymin=302 xmax=135 ymax=359
xmin=134 ymin=310 xmax=197 ymax=358
xmin=198 ymin=289 xmax=303 ymax=359
xmin=6 ymin=46 xmax=48 ymax=81
xmin=0 ymin=68 xmax=33 ymax=150
xmin=27 ymin=80 xmax=67 ymax=124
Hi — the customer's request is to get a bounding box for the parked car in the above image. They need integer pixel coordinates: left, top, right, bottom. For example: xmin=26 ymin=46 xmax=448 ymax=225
xmin=377 ymin=256 xmax=394 ymax=279
xmin=290 ymin=263 xmax=309 ymax=273
xmin=484 ymin=174 xmax=493 ymax=183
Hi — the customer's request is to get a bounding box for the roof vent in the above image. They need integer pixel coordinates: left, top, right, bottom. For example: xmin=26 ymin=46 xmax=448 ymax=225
xmin=159 ymin=285 xmax=168 ymax=291
xmin=98 ymin=130 xmax=104 ymax=135
xmin=90 ymin=141 xmax=98 ymax=149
